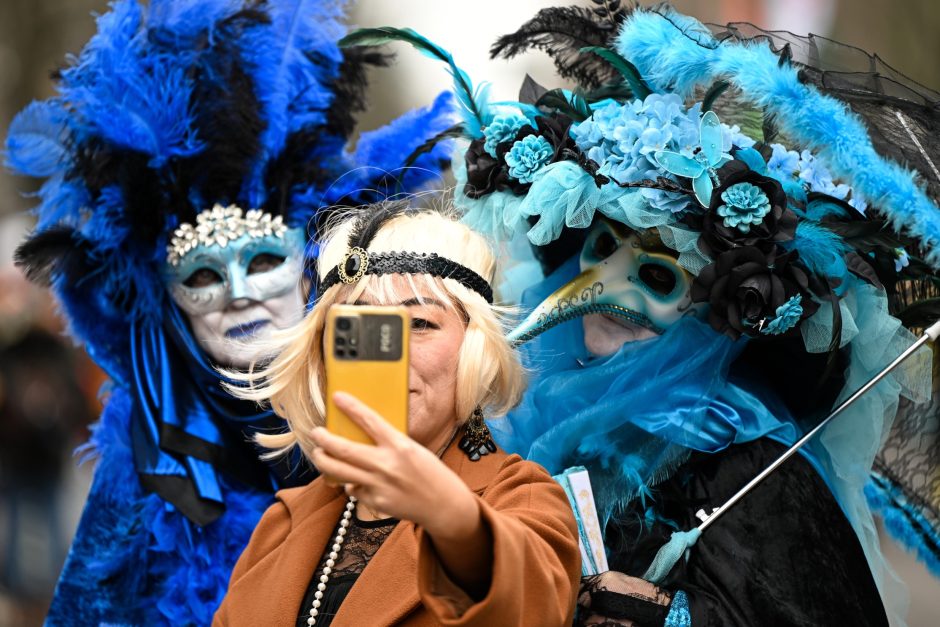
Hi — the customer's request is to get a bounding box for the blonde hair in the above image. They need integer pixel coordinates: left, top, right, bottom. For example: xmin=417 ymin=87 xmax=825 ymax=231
xmin=226 ymin=202 xmax=526 ymax=460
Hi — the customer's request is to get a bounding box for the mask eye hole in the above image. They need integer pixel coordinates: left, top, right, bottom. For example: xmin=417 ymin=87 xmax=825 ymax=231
xmin=638 ymin=263 xmax=677 ymax=296
xmin=248 ymin=252 xmax=286 ymax=275
xmin=591 ymin=231 xmax=620 ymax=260
xmin=183 ymin=268 xmax=224 ymax=288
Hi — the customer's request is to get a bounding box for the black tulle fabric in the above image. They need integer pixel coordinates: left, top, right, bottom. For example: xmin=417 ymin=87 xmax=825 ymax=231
xmin=295 ymin=515 xmax=398 ymax=627
xmin=577 ymin=573 xmax=672 ymax=626
xmin=603 ymin=438 xmax=888 ymax=627
xmin=874 ymin=368 xmax=940 ymax=564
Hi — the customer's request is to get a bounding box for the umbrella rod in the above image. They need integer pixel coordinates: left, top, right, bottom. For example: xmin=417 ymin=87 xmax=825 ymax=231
xmin=698 ymin=319 xmax=940 ymax=533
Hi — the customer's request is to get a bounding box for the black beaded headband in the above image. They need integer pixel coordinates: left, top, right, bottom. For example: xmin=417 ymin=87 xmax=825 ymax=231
xmin=318 ymin=249 xmax=494 ymax=303
xmin=317 ymin=202 xmax=494 ymax=303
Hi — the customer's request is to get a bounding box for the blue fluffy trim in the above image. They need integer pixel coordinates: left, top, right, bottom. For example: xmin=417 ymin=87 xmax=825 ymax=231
xmin=49 ymin=386 xmax=273 ymax=625
xmin=617 ymin=8 xmax=940 ymax=268
xmin=866 ymin=473 xmax=940 ymax=578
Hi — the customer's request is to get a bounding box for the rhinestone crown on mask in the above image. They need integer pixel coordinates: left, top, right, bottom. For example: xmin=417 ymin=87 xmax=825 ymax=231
xmin=167 ymin=204 xmax=289 ymax=266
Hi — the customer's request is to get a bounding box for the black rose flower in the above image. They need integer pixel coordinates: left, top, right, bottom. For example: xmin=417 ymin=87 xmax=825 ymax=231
xmin=691 ymin=246 xmax=819 ymax=340
xmin=698 ymin=160 xmax=797 ymax=257
xmin=464 ymin=136 xmax=511 ymax=198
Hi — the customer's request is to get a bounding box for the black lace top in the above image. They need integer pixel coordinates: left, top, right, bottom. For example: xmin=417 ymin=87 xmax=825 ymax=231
xmin=295 ymin=512 xmax=398 ymax=627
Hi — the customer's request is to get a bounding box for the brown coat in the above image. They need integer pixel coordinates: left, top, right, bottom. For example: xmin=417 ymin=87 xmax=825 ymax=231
xmin=214 ymin=439 xmax=580 ymax=627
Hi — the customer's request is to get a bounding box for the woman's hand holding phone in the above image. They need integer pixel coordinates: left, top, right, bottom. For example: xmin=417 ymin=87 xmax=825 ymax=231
xmin=311 ymin=392 xmax=478 ymax=540
xmin=311 ymin=392 xmax=495 ymax=599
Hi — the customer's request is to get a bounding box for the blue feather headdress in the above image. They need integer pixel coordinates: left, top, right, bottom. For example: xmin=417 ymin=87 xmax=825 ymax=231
xmin=8 ymin=0 xmax=454 ymax=383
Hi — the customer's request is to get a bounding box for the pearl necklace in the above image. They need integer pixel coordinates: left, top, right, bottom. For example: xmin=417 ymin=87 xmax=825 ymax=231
xmin=306 ymin=495 xmax=357 ymax=626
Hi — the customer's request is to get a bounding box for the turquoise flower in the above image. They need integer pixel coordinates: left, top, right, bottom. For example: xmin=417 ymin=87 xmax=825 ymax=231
xmin=505 ymin=135 xmax=554 ymax=184
xmin=716 ymin=182 xmax=771 ymax=232
xmin=761 ymin=295 xmax=803 ymax=335
xmin=483 ymin=113 xmax=528 ymax=157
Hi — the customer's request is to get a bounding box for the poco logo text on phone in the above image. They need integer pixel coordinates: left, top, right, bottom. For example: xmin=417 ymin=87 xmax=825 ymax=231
xmin=380 ymin=323 xmax=392 ymax=353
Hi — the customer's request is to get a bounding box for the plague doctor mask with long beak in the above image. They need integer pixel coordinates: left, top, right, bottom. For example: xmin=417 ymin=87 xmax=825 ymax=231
xmin=509 ymin=218 xmax=703 ymax=356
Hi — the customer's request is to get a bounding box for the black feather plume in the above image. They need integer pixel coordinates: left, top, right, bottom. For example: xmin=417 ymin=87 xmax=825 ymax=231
xmin=69 ymin=141 xmax=170 ymax=246
xmin=702 ymin=80 xmax=730 ymax=113
xmin=536 ymin=88 xmax=592 ymax=121
xmin=579 ymin=46 xmax=650 ymax=98
xmin=896 ymin=297 xmax=940 ymax=330
xmin=172 ymin=9 xmax=270 ymax=217
xmin=340 ymin=27 xmax=490 ymax=136
xmin=347 ymin=200 xmax=412 ymax=250
xmin=490 ymin=6 xmax=629 ymax=89
xmin=327 ymin=45 xmax=394 ymax=141
xmin=14 ymin=227 xmax=95 ymax=286
xmin=262 ymin=127 xmax=334 ymax=216
xmin=402 ymin=123 xmax=466 ymax=170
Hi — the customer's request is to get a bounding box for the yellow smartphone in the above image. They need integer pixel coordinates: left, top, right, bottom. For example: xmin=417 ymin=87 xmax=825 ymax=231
xmin=324 ymin=304 xmax=410 ymax=444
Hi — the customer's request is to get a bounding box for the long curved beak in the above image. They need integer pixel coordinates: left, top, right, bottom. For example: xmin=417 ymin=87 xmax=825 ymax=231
xmin=508 ymin=264 xmax=660 ymax=343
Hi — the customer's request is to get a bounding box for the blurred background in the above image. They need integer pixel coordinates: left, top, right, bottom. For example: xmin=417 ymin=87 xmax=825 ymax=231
xmin=0 ymin=0 xmax=938 ymax=625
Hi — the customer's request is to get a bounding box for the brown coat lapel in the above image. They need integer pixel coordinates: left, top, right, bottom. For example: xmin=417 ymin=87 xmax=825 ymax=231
xmin=228 ymin=481 xmax=347 ymax=625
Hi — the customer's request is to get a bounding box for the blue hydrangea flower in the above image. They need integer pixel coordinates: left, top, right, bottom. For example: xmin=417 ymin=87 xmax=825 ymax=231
xmin=505 ymin=135 xmax=554 ymax=184
xmin=767 ymin=144 xmax=800 ymax=180
xmin=483 ymin=112 xmax=528 ymax=157
xmin=796 ymin=149 xmax=851 ymax=200
xmin=848 ymin=195 xmax=868 ymax=214
xmin=570 ymin=93 xmax=703 ymax=214
xmin=726 ymin=124 xmax=756 ymax=149
xmin=761 ymin=295 xmax=804 ymax=335
xmin=895 ymin=247 xmax=910 ymax=272
xmin=766 ymin=144 xmax=861 ymax=208
xmin=716 ymin=182 xmax=771 ymax=232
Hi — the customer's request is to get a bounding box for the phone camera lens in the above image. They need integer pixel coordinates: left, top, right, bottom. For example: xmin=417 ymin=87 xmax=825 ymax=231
xmin=334 ymin=337 xmax=346 ymax=346
xmin=348 ymin=348 xmax=358 ymax=358
xmin=335 ymin=348 xmax=346 ymax=358
xmin=337 ymin=317 xmax=352 ymax=331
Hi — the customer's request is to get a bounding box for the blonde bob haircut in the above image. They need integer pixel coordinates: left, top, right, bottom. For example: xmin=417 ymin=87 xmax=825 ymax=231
xmin=228 ymin=202 xmax=526 ymax=461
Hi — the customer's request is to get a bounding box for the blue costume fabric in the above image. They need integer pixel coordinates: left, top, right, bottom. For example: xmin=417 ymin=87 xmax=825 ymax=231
xmin=8 ymin=1 xmax=454 ymax=623
xmin=490 ymin=256 xmax=821 ymax=530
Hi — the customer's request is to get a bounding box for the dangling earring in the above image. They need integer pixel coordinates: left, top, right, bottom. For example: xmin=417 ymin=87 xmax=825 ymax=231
xmin=459 ymin=407 xmax=497 ymax=461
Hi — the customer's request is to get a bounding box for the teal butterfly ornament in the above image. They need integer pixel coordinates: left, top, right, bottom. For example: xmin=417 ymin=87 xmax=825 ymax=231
xmin=653 ymin=110 xmax=732 ymax=207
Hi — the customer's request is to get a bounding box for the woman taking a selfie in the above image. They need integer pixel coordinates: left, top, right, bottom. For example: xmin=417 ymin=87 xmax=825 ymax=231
xmin=214 ymin=202 xmax=580 ymax=627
